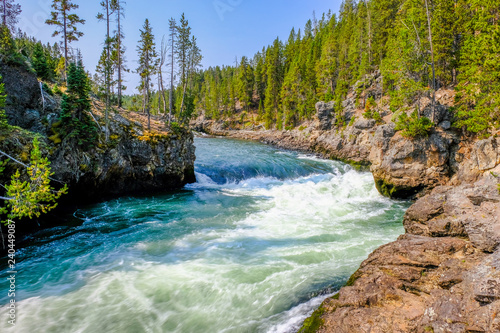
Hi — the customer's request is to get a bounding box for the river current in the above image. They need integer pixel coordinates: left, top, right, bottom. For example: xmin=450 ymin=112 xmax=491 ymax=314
xmin=1 ymin=137 xmax=409 ymax=332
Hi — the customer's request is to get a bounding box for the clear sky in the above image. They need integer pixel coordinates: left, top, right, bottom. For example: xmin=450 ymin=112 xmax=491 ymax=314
xmin=19 ymin=0 xmax=342 ymax=93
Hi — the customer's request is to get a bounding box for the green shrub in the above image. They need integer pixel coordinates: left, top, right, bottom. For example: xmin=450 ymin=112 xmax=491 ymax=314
xmin=395 ymin=110 xmax=433 ymax=138
xmin=372 ymin=110 xmax=382 ymax=123
xmin=170 ymin=121 xmax=182 ymax=134
xmin=362 ymin=97 xmax=383 ymax=124
xmin=348 ymin=115 xmax=357 ymax=126
xmin=53 ymin=84 xmax=62 ymax=95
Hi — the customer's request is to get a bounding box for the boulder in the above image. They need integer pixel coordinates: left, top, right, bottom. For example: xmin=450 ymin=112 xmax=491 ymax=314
xmin=315 ymin=101 xmax=334 ymax=130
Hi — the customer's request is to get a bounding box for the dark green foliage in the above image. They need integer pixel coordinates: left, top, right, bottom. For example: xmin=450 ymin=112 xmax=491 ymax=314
xmin=395 ymin=110 xmax=433 ymax=139
xmin=169 ymin=121 xmax=182 ymax=134
xmin=57 ymin=62 xmax=98 ymax=149
xmin=453 ymin=1 xmax=500 ymax=137
xmin=32 ymin=42 xmax=51 ymax=80
xmin=117 ymin=1 xmax=500 ymax=136
xmin=42 ymin=82 xmax=53 ymax=96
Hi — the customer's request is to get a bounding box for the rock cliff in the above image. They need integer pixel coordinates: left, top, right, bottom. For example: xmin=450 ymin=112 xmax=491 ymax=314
xmin=0 ymin=63 xmax=196 ymax=206
xmin=303 ymin=174 xmax=500 ymax=333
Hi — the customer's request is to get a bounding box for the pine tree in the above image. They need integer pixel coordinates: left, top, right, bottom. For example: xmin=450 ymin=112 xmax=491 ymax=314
xmin=45 ymin=0 xmax=85 ymax=76
xmin=264 ymin=38 xmax=284 ymax=129
xmin=176 ymin=13 xmax=192 ymax=115
xmin=1 ymin=0 xmax=21 ymax=31
xmin=95 ymin=46 xmax=115 ymax=100
xmin=281 ymin=57 xmax=301 ymax=128
xmin=97 ymin=0 xmax=116 ymax=141
xmin=432 ymin=0 xmax=461 ymax=85
xmin=136 ymin=18 xmax=158 ymax=130
xmin=112 ymin=0 xmax=126 ymax=108
xmin=32 ymin=42 xmax=51 ymax=81
xmin=157 ymin=35 xmax=168 ymax=115
xmin=180 ymin=35 xmax=202 ymax=123
xmin=455 ymin=1 xmax=500 ymax=135
xmin=58 ymin=61 xmax=98 ymax=148
xmin=254 ymin=51 xmax=266 ymax=104
xmin=1 ymin=137 xmax=68 ymax=224
xmin=168 ymin=17 xmax=177 ymax=125
xmin=236 ymin=56 xmax=254 ymax=111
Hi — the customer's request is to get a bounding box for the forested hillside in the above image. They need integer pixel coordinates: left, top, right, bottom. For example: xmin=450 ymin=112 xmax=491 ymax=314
xmin=189 ymin=0 xmax=499 ymax=136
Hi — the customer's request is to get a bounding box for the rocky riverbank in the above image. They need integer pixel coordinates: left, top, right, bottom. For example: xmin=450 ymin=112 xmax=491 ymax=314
xmin=192 ymin=71 xmax=500 ymax=332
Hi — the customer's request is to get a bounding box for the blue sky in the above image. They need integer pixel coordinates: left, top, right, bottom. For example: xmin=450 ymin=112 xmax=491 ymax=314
xmin=19 ymin=0 xmax=341 ymax=93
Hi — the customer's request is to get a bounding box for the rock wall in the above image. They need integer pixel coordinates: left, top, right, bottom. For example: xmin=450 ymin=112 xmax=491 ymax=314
xmin=49 ymin=113 xmax=196 ymax=203
xmin=0 ymin=63 xmax=196 ymax=205
xmin=0 ymin=63 xmax=46 ymax=133
xmin=304 ymin=174 xmax=500 ymax=333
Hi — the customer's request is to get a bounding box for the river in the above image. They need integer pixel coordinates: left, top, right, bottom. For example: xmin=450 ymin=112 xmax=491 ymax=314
xmin=1 ymin=137 xmax=409 ymax=332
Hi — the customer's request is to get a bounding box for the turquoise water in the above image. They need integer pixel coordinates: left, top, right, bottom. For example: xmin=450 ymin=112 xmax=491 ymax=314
xmin=0 ymin=137 xmax=409 ymax=332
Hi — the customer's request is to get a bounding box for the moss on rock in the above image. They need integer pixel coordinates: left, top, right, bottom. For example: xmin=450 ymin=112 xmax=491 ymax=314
xmin=298 ymin=304 xmax=325 ymax=333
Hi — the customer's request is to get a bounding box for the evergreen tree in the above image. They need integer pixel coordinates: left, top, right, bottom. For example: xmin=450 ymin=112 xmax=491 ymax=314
xmin=264 ymin=38 xmax=284 ymax=129
xmin=254 ymin=51 xmax=266 ymax=103
xmin=136 ymin=18 xmax=158 ymax=130
xmin=180 ymin=35 xmax=202 ymax=122
xmin=32 ymin=42 xmax=51 ymax=81
xmin=0 ymin=137 xmax=68 ymax=224
xmin=157 ymin=35 xmax=168 ymax=115
xmin=45 ymin=0 xmax=85 ymax=76
xmin=168 ymin=17 xmax=177 ymax=125
xmin=0 ymin=24 xmax=14 ymax=59
xmin=176 ymin=13 xmax=191 ymax=111
xmin=58 ymin=61 xmax=98 ymax=148
xmin=95 ymin=46 xmax=115 ymax=100
xmin=432 ymin=0 xmax=461 ymax=85
xmin=112 ymin=0 xmax=126 ymax=108
xmin=97 ymin=0 xmax=116 ymax=141
xmin=455 ymin=1 xmax=500 ymax=135
xmin=236 ymin=56 xmax=254 ymax=111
